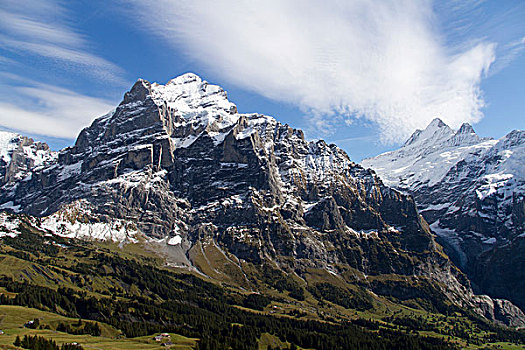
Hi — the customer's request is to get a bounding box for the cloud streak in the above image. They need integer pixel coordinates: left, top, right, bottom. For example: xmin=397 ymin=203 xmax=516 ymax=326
xmin=128 ymin=0 xmax=500 ymax=142
xmin=0 ymin=0 xmax=125 ymax=140
xmin=0 ymin=82 xmax=114 ymax=139
xmin=0 ymin=1 xmax=125 ymax=84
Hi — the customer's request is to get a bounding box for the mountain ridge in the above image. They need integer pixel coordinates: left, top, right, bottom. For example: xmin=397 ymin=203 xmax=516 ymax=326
xmin=1 ymin=74 xmax=524 ymax=327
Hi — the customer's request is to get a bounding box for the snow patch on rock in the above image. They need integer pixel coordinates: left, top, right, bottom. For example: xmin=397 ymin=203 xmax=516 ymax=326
xmin=167 ymin=235 xmax=182 ymax=245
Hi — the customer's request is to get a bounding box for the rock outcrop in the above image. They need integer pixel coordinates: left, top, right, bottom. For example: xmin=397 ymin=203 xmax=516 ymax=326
xmin=0 ymin=131 xmax=56 ymax=212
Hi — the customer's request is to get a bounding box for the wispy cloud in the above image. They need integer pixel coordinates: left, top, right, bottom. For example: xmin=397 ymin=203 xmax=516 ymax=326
xmin=0 ymin=81 xmax=114 ymax=139
xmin=490 ymin=36 xmax=525 ymax=74
xmin=0 ymin=0 xmax=125 ymax=140
xmin=126 ymin=0 xmax=520 ymax=143
xmin=0 ymin=8 xmax=84 ymax=46
xmin=433 ymin=1 xmax=525 ymax=74
xmin=0 ymin=0 xmax=125 ymax=84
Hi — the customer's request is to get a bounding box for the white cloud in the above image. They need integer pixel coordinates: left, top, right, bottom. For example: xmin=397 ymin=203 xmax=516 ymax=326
xmin=0 ymin=1 xmax=125 ymax=84
xmin=0 ymin=84 xmax=114 ymax=138
xmin=128 ymin=0 xmax=497 ymax=143
xmin=0 ymin=0 xmax=125 ymax=139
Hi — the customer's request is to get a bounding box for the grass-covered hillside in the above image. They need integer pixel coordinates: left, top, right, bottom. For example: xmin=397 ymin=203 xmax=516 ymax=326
xmin=0 ymin=212 xmax=524 ymax=350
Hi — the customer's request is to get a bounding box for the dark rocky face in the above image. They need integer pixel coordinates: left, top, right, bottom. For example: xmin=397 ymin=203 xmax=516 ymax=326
xmin=1 ymin=74 xmax=524 ymax=326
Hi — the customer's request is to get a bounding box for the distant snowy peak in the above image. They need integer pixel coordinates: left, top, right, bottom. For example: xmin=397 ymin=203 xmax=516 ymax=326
xmin=362 ymin=117 xmax=524 ymax=239
xmin=448 ymin=123 xmax=488 ymax=147
xmin=403 ymin=118 xmax=484 ymax=150
xmin=457 ymin=123 xmax=475 ymax=135
xmin=403 ymin=118 xmax=453 ymax=147
xmin=496 ymin=129 xmax=525 ymax=149
xmin=363 ymin=119 xmax=525 ymax=311
xmin=361 ymin=119 xmax=497 ymax=188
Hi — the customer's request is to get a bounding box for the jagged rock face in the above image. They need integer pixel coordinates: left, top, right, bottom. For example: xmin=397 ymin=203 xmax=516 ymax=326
xmin=0 ymin=75 xmax=523 ymax=326
xmin=362 ymin=119 xmax=525 ymax=311
xmin=2 ymin=74 xmax=432 ymax=259
xmin=0 ymin=131 xmax=56 ymax=210
xmin=2 ymin=74 xmax=432 ymax=267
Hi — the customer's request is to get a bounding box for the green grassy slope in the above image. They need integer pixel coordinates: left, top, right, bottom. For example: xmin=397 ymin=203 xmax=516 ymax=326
xmin=0 ymin=305 xmax=197 ymax=350
xmin=0 ymin=214 xmax=523 ymax=349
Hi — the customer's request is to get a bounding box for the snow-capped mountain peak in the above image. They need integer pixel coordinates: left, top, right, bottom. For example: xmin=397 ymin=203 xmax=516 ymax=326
xmin=363 ymin=119 xmax=525 ymax=312
xmin=403 ymin=118 xmax=454 ymax=148
xmin=425 ymin=117 xmax=449 ymax=132
xmin=362 ymin=119 xmax=497 ymax=188
xmin=107 ymin=73 xmax=246 ymax=149
xmin=150 ymin=73 xmax=237 ymax=115
xmin=5 ymin=73 xmax=355 ymax=221
xmin=167 ymin=72 xmax=201 ymax=85
xmin=404 ymin=118 xmax=483 ymax=149
xmin=447 ymin=122 xmax=487 ymax=147
xmin=457 ymin=122 xmax=475 ymax=135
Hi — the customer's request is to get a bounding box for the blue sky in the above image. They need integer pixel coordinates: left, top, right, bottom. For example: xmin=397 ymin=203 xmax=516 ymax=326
xmin=0 ymin=0 xmax=524 ymax=161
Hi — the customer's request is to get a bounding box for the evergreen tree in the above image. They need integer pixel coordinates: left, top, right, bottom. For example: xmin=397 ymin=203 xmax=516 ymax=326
xmin=13 ymin=335 xmax=21 ymax=347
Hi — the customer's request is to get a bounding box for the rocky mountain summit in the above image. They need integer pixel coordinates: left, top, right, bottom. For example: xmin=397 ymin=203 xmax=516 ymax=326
xmin=1 ymin=74 xmax=524 ymax=326
xmin=362 ymin=118 xmax=525 ymax=311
